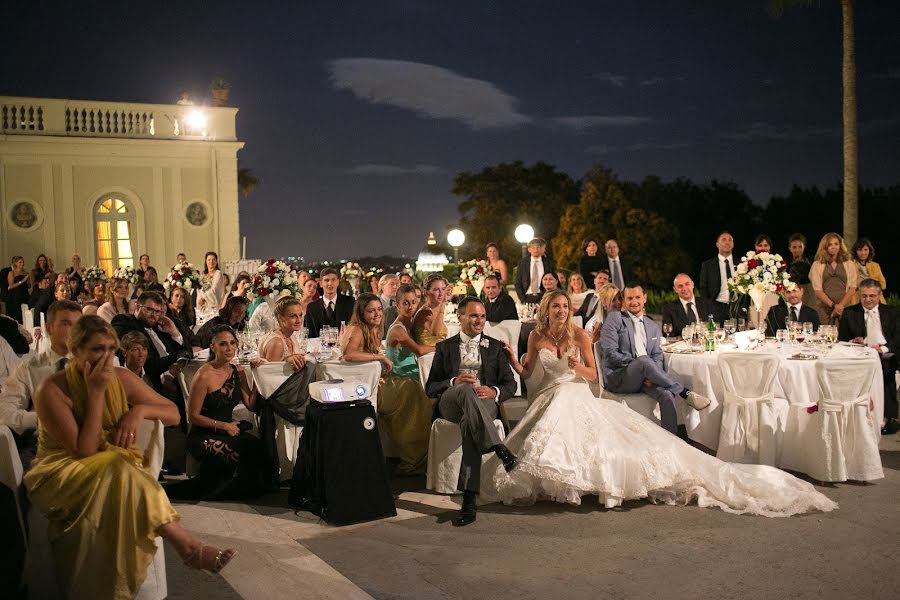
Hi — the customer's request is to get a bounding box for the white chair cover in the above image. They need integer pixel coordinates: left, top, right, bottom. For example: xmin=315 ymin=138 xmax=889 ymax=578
xmin=253 ymin=362 xmax=298 ymax=478
xmin=417 ymin=352 xmax=435 ymax=390
xmin=486 ymin=320 xmax=522 ymax=351
xmin=592 ymin=341 xmax=660 ymax=423
xmin=425 ymin=418 xmax=506 ymax=494
xmin=782 ymin=359 xmax=883 ymax=482
xmin=715 ymin=352 xmax=784 ymax=466
xmin=572 ymin=315 xmax=583 ymax=328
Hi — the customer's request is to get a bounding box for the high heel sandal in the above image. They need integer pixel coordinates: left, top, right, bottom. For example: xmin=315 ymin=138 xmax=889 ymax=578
xmin=183 ymin=544 xmax=237 ymax=574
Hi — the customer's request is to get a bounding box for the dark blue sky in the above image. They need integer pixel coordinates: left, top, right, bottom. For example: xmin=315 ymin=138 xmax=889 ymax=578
xmin=4 ymin=1 xmax=899 ymax=260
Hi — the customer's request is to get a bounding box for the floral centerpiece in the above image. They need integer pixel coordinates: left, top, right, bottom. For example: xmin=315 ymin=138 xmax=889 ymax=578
xmin=728 ymin=251 xmax=795 ymax=325
xmin=248 ymin=258 xmax=299 ymax=302
xmin=459 ymin=259 xmax=492 ymax=297
xmin=340 ymin=261 xmax=362 ymax=293
xmin=112 ymin=265 xmax=141 ymax=285
xmin=163 ymin=262 xmax=201 ymax=295
xmin=84 ymin=265 xmax=108 ymax=283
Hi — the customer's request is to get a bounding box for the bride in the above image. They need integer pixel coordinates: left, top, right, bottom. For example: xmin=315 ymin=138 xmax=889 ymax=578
xmin=481 ymin=290 xmax=836 ymax=517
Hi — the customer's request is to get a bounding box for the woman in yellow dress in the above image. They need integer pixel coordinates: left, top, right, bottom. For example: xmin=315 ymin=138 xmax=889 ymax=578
xmin=412 ymin=273 xmax=449 ymax=346
xmin=25 ymin=315 xmax=235 ymax=599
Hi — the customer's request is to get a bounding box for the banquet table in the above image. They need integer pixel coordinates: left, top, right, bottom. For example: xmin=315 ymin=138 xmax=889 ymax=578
xmin=663 ymin=341 xmax=884 ymax=451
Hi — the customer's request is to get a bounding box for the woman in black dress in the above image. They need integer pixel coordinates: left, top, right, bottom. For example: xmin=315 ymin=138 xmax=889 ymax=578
xmin=6 ymin=256 xmax=31 ymax=324
xmin=169 ymin=325 xmax=263 ymax=500
xmin=578 ymin=238 xmax=605 ymax=287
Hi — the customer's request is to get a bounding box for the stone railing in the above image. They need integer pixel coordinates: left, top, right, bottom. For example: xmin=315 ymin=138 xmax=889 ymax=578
xmin=0 ymin=96 xmax=238 ymax=141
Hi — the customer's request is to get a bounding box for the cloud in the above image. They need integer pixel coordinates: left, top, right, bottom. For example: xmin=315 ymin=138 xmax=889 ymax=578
xmin=719 ymin=122 xmax=838 ymax=142
xmin=327 ymin=58 xmax=531 ymax=129
xmin=345 ymin=163 xmax=444 ymax=176
xmin=591 ymin=72 xmax=628 ymax=87
xmin=551 ymin=115 xmax=652 ymax=131
xmin=586 ymin=141 xmax=692 ymax=154
xmin=639 ymin=76 xmax=686 ymax=86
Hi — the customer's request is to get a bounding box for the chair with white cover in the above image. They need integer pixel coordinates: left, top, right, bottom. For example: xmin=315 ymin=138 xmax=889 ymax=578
xmin=421 ymin=352 xmax=506 ymax=494
xmin=593 ymin=341 xmax=661 ymax=424
xmin=781 ymin=359 xmax=883 ymax=482
xmin=715 ymin=352 xmax=785 ymax=466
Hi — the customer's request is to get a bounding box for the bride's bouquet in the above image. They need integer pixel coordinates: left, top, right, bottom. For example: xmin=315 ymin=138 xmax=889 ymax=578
xmin=249 ymin=258 xmax=299 ymax=301
xmin=728 ymin=251 xmax=795 ymax=311
xmin=340 ymin=262 xmax=362 ymax=281
xmin=163 ymin=262 xmax=201 ymax=295
xmin=459 ymin=259 xmax=493 ymax=297
xmin=112 ymin=265 xmax=141 ymax=285
xmin=84 ymin=265 xmax=108 ymax=283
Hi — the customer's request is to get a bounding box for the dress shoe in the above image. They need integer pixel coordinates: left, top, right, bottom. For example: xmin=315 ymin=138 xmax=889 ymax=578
xmin=684 ymin=390 xmax=711 ymax=411
xmin=492 ymin=444 xmax=518 ymax=472
xmin=882 ymin=419 xmax=900 ymax=435
xmin=452 ymin=491 xmax=477 ymax=527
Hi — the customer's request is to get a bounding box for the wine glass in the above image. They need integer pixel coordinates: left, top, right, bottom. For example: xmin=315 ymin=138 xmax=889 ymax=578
xmin=737 ymin=318 xmax=746 ymax=332
xmin=662 ymin=322 xmax=673 ymax=339
xmin=802 ymin=322 xmax=814 ymax=337
xmin=775 ymin=329 xmax=787 ymax=349
xmin=682 ymin=325 xmax=693 ymax=346
xmin=714 ymin=327 xmax=726 ymax=347
xmin=723 ymin=319 xmax=736 ymax=341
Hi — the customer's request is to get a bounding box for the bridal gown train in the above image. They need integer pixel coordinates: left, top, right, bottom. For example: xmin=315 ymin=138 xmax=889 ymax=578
xmin=480 ymin=349 xmax=837 ymax=517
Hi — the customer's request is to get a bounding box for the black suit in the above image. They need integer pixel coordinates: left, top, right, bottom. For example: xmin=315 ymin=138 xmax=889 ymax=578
xmin=425 ymin=333 xmax=517 ymax=493
xmin=514 ymin=255 xmax=556 ymax=305
xmin=661 ymin=296 xmax=719 ymax=334
xmin=764 ymin=303 xmax=820 ymax=337
xmin=839 ymin=303 xmax=900 ymax=420
xmin=303 ymin=294 xmax=354 ymax=338
xmin=604 ymin=256 xmax=633 ymax=288
xmin=698 ymin=255 xmax=747 ymax=321
xmin=484 ymin=292 xmax=518 ymax=323
xmin=111 ymin=315 xmax=190 ymax=394
xmin=576 ymin=291 xmax=599 ymax=321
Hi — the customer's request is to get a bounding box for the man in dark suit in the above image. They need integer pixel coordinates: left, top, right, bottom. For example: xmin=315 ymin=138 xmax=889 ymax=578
xmin=698 ymin=231 xmax=742 ymax=322
xmin=838 ymin=278 xmax=900 ymax=434
xmin=482 ymin=275 xmax=518 ymax=322
xmin=604 ymin=239 xmax=633 ymax=290
xmin=576 ymin=270 xmax=611 ymax=322
xmin=764 ymin=285 xmax=820 ymax=337
xmin=303 ymin=267 xmax=354 ymax=337
xmin=661 ymin=273 xmax=720 ymax=335
xmin=425 ymin=297 xmax=518 ymax=527
xmin=514 ymin=238 xmax=556 ymax=305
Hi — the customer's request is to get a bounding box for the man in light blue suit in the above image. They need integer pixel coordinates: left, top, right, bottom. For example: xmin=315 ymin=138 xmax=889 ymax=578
xmin=600 ymin=282 xmax=711 ymax=434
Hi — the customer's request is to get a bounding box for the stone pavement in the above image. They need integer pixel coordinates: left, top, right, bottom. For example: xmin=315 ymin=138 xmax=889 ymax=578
xmin=166 ymin=433 xmax=900 ymax=599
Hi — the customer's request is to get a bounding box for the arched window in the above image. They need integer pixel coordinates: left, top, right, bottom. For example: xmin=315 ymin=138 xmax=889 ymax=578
xmin=94 ymin=196 xmax=135 ymax=275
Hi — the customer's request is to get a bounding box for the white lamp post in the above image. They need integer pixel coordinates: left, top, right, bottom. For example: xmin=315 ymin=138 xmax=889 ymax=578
xmin=447 ymin=229 xmax=465 ymax=263
xmin=515 ymin=224 xmax=535 ymax=257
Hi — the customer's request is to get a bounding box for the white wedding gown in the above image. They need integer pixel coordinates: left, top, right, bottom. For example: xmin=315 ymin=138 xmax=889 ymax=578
xmin=480 ymin=349 xmax=837 ymax=517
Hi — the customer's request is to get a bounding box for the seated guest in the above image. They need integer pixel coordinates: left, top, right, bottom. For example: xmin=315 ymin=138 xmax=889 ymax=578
xmin=195 ymin=296 xmax=249 ymax=349
xmin=515 ymin=238 xmax=556 ymax=305
xmin=24 ymin=316 xmax=234 ymax=597
xmin=97 ymin=277 xmax=132 ymax=322
xmin=0 ymin=313 xmax=31 ymax=356
xmin=66 ymin=274 xmax=85 ymax=302
xmin=851 ymin=237 xmax=886 ymax=304
xmin=168 ymin=325 xmax=264 ymax=500
xmin=259 ymin=297 xmax=310 ymax=372
xmin=838 ymin=278 xmax=899 ymax=434
xmin=81 ymin=281 xmax=107 ymax=316
xmin=765 ymin=284 xmax=820 ymax=337
xmin=379 ymin=273 xmax=401 ymax=331
xmin=29 ymin=272 xmax=56 ymax=320
xmin=53 ymin=282 xmax=70 ymax=303
xmin=661 ymin=273 xmax=719 ymax=335
xmin=587 ymin=285 xmax=623 ymax=342
xmin=483 ymin=274 xmax=518 ymax=322
xmin=576 ymin=270 xmax=612 ymax=322
xmin=220 ymin=273 xmax=251 ymax=309
xmin=168 ymin=286 xmax=196 ymax=329
xmin=303 ymin=267 xmax=353 ymax=337
xmin=367 ymin=274 xmax=380 ymax=294
xmin=540 ymin=271 xmax=560 ymax=294
xmin=1 ymin=301 xmax=82 ymax=469
xmin=345 ymin=291 xmax=432 ymax=474
xmin=142 ymin=267 xmax=166 ymax=294
xmin=120 ymin=331 xmax=166 ymax=389
xmin=578 ymin=238 xmax=605 ymax=288
xmin=567 ymin=272 xmax=590 ymax=312
xmin=600 ymin=282 xmax=711 ymax=435
xmin=412 ymin=274 xmax=449 ymax=345
xmin=399 ymin=272 xmax=414 ymax=286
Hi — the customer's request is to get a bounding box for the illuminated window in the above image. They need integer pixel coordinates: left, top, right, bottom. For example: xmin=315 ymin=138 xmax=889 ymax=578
xmin=94 ymin=196 xmax=134 ymax=275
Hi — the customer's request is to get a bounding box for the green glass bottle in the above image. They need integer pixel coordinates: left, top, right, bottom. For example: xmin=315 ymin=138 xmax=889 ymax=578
xmin=706 ymin=314 xmax=716 ymax=351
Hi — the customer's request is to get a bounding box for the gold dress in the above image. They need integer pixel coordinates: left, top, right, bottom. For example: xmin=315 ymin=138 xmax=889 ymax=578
xmin=413 ymin=305 xmax=448 ymax=346
xmin=24 ymin=363 xmax=179 ymax=600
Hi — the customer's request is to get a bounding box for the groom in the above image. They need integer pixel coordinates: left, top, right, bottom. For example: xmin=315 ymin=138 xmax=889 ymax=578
xmin=425 ymin=296 xmax=519 ymax=527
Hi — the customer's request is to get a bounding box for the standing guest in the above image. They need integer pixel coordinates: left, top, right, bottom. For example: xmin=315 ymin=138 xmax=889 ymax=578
xmin=754 ymin=234 xmax=774 ymax=253
xmin=136 ymin=254 xmax=151 ymax=280
xmin=578 ymin=238 xmax=605 ymax=288
xmin=142 ymin=266 xmax=166 ymax=294
xmin=485 ymin=242 xmax=509 ymax=286
xmin=809 ymin=232 xmax=857 ymax=325
xmin=65 ymin=254 xmax=86 ymax=291
xmin=0 ymin=300 xmax=81 ymax=469
xmin=97 ymin=277 xmax=131 ymax=322
xmin=195 ymin=296 xmax=249 ymax=349
xmin=379 ymin=274 xmax=401 ymax=333
xmin=838 ymin=278 xmax=899 ymax=434
xmin=259 ymin=297 xmax=309 ymax=372
xmin=25 ymin=316 xmax=235 ymax=598
xmin=303 ymin=267 xmax=354 ymax=337
xmin=399 ymin=272 xmax=414 ymax=286
xmin=81 ymin=281 xmax=107 ymax=316
xmin=412 ymin=274 xmax=450 ymax=346
xmin=541 ymin=272 xmax=560 ymax=293
xmin=850 ymin=238 xmax=886 ymax=304
xmin=31 ymin=254 xmax=53 ymax=289
xmin=604 ymin=239 xmax=632 ymax=291
xmin=787 ymin=233 xmax=815 ymax=307
xmin=168 ymin=286 xmax=196 ymax=330
xmin=220 ymin=273 xmax=251 ymax=309
xmin=514 ymin=238 xmax=556 ymax=305
xmin=483 ymin=275 xmax=518 ymax=322
xmin=197 ymin=252 xmax=225 ymax=323
xmin=662 ymin=273 xmax=719 ymax=335
xmin=6 ymin=256 xmax=31 ymax=324
xmin=576 ymin=270 xmax=612 ymax=323
xmin=29 ymin=273 xmax=56 ymax=320
xmin=175 ymin=252 xmax=187 ymax=265
xmin=699 ymin=231 xmax=738 ymax=322
xmin=567 ymin=273 xmax=590 ymax=312
xmin=765 ymin=285 xmax=820 ymax=337
xmin=600 ymin=282 xmax=711 ymax=435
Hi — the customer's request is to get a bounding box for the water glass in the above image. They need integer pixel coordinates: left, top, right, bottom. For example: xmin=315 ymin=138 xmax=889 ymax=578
xmin=737 ymin=318 xmax=746 ymax=332
xmin=776 ymin=329 xmax=788 ymax=348
xmin=662 ymin=322 xmax=673 ymax=338
xmin=802 ymin=322 xmax=814 ymax=336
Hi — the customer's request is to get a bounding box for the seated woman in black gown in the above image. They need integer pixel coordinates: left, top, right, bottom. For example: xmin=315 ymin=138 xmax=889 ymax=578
xmin=168 ymin=325 xmax=263 ymax=500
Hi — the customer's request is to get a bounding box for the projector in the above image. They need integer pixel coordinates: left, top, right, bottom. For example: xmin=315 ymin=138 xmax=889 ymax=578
xmin=309 ymin=379 xmax=372 ymax=403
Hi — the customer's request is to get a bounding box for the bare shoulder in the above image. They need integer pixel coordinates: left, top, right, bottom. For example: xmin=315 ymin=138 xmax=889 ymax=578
xmin=573 ymin=327 xmax=591 ymax=344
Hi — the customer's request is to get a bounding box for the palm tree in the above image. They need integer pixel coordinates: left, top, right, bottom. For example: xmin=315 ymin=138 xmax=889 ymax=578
xmin=768 ymin=0 xmax=858 ymax=245
xmin=237 ymin=166 xmax=259 ymax=197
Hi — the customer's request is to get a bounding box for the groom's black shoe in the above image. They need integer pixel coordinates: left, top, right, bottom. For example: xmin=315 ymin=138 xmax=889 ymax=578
xmin=453 ymin=491 xmax=477 ymax=527
xmin=492 ymin=444 xmax=518 ymax=472
xmin=882 ymin=418 xmax=900 ymax=435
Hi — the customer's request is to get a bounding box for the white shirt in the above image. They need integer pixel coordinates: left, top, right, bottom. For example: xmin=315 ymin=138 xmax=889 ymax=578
xmin=679 ymin=298 xmax=701 ymax=323
xmin=865 ymin=307 xmax=888 ymax=351
xmin=717 ymin=254 xmax=734 ymax=303
xmin=0 ymin=347 xmax=66 ymax=434
xmin=628 ymin=312 xmax=648 ymax=357
xmin=453 ymin=331 xmax=500 ymax=399
xmin=322 ymin=294 xmax=338 ymax=311
xmin=0 ymin=337 xmax=22 ymax=383
xmin=785 ymin=302 xmax=803 ymax=321
xmin=379 ymin=294 xmax=393 ymax=311
xmin=608 ymin=257 xmax=624 ymax=288
xmin=145 ymin=327 xmax=183 ymax=357
xmin=528 ymin=258 xmax=544 ymax=294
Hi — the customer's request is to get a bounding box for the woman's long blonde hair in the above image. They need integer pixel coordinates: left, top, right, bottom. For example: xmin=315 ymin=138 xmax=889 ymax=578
xmin=69 ymin=315 xmax=119 ymax=352
xmin=105 ymin=277 xmax=130 ymax=312
xmin=535 ymin=290 xmax=575 ymax=347
xmin=813 ymin=232 xmax=850 ymax=264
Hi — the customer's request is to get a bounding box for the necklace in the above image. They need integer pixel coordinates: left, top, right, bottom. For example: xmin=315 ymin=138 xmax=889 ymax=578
xmin=547 ymin=327 xmax=567 ymax=347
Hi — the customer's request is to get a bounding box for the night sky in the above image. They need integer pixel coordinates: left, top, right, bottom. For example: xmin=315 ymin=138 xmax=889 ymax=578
xmin=4 ymin=1 xmax=899 ymax=261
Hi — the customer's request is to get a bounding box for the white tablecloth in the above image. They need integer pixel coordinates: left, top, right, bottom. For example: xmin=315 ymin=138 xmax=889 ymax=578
xmin=663 ymin=343 xmax=884 ymax=451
